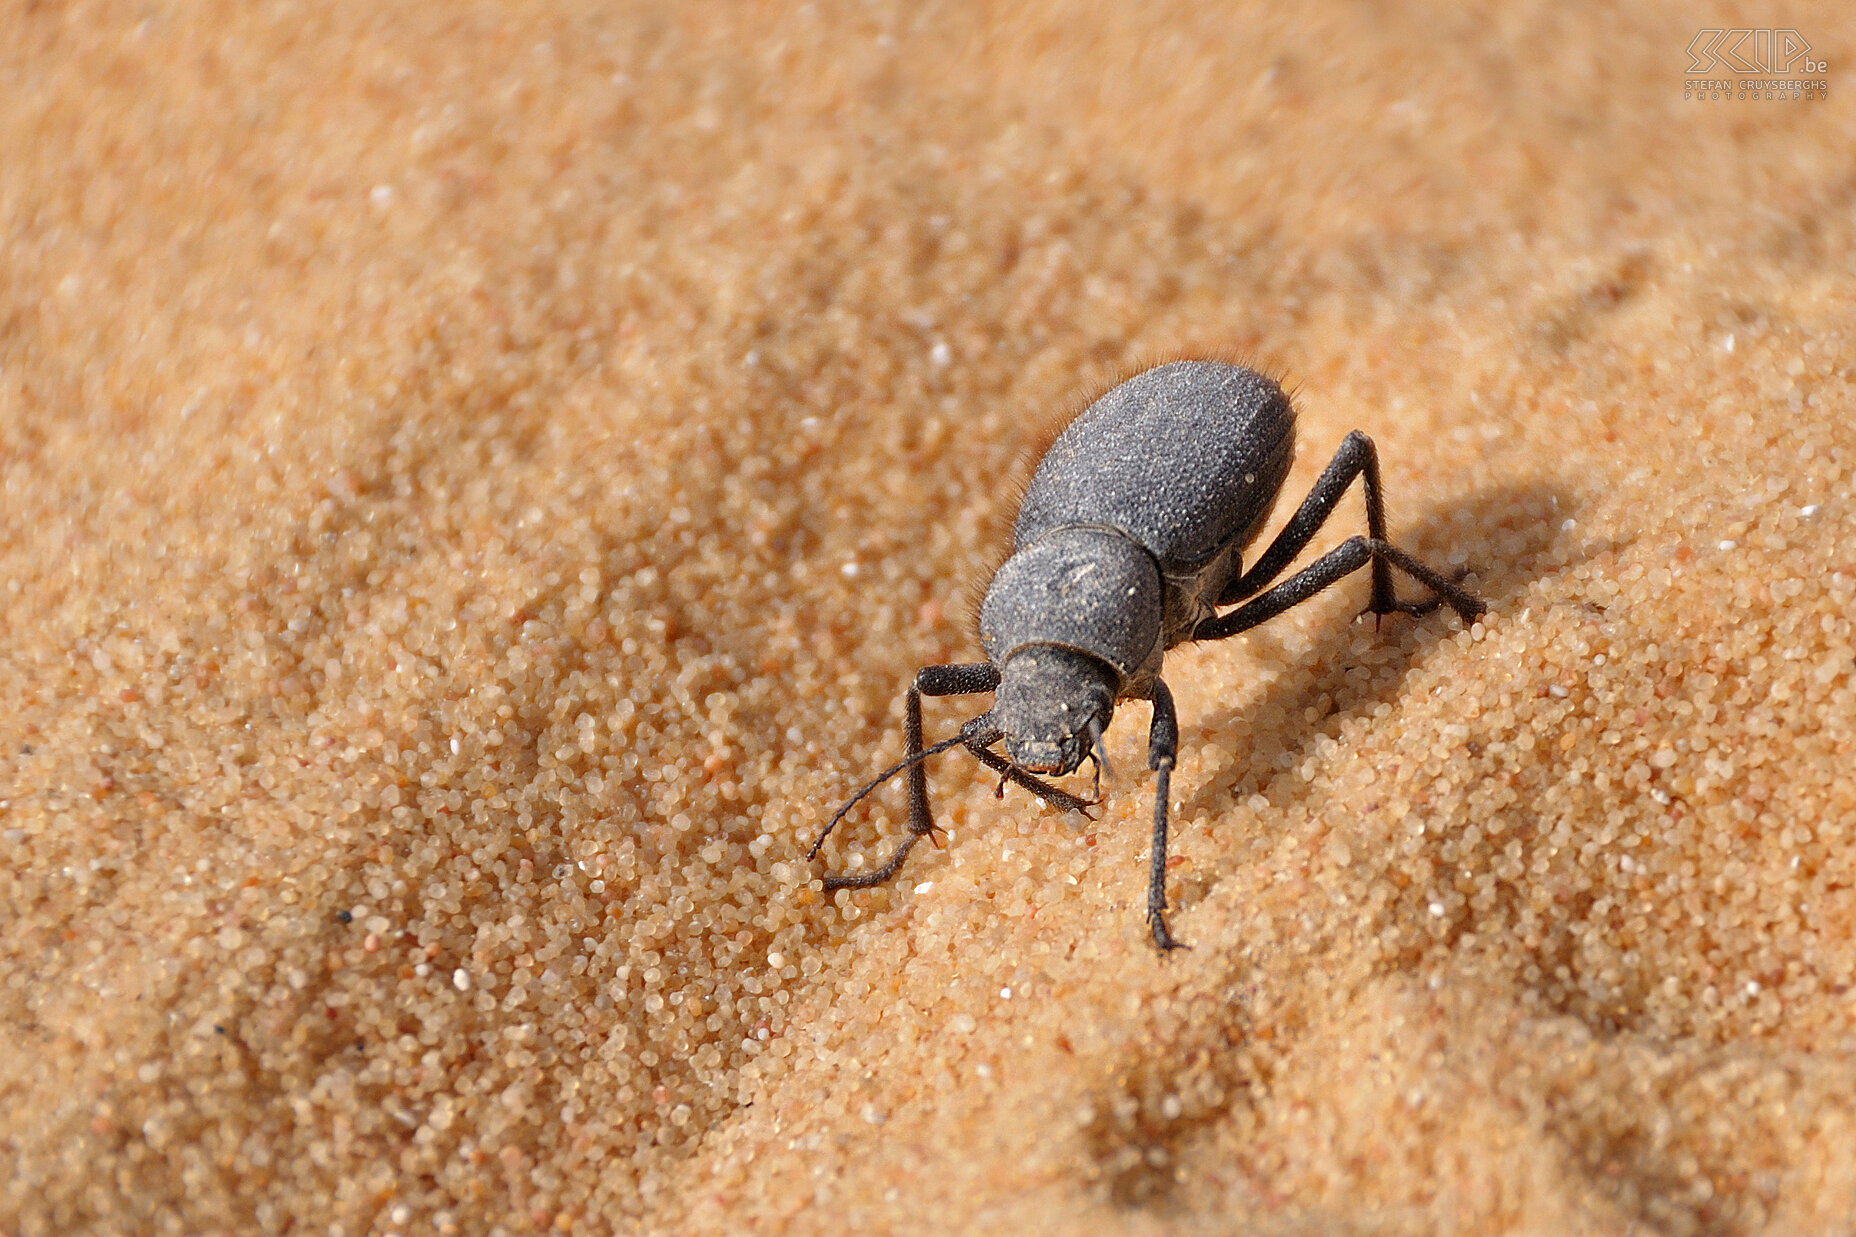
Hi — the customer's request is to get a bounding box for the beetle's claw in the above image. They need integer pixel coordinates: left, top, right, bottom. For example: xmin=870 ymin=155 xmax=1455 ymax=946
xmin=1363 ymin=595 xmax=1446 ymax=623
xmin=1149 ymin=909 xmax=1189 ymax=953
xmin=1362 ymin=566 xmax=1477 ymax=627
xmin=1359 ymin=594 xmax=1440 ymax=624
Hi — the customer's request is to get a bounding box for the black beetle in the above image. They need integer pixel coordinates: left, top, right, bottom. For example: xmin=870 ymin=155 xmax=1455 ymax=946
xmin=808 ymin=360 xmax=1485 ymax=950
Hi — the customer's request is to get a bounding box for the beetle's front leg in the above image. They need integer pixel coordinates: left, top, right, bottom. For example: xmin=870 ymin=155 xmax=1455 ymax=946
xmin=1145 ymin=678 xmax=1186 ymax=952
xmin=961 ymin=743 xmax=1097 ymax=814
xmin=905 ymin=663 xmax=1001 ymax=843
xmin=816 ymin=663 xmax=998 ymax=891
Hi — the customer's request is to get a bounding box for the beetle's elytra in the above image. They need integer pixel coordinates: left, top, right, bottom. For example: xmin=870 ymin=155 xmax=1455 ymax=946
xmin=808 ymin=360 xmax=1486 ymax=950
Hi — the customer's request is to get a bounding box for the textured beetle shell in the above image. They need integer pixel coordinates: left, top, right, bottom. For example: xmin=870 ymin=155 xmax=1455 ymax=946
xmin=991 ymin=360 xmax=1298 ymax=675
xmin=1014 ymin=361 xmax=1296 ymax=571
xmin=979 ymin=526 xmax=1164 ymax=684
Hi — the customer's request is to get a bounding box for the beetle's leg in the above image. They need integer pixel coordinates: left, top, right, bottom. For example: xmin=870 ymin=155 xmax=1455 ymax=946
xmin=915 ymin=663 xmax=1003 ymax=696
xmin=1085 ymin=715 xmax=1114 ymax=796
xmin=1196 ymin=535 xmax=1482 ymax=644
xmin=1359 ymin=564 xmax=1477 ymax=624
xmin=905 ymin=663 xmax=1000 ymax=842
xmin=814 ymin=663 xmax=997 ymax=890
xmin=1145 ymin=678 xmax=1187 ymax=952
xmin=1220 ymin=430 xmax=1474 ymax=621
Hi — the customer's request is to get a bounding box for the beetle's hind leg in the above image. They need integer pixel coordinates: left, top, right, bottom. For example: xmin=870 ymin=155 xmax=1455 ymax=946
xmin=1195 ymin=536 xmax=1481 ymax=644
xmin=1361 ymin=562 xmax=1477 ymax=624
xmin=1219 ymin=429 xmax=1481 ymax=621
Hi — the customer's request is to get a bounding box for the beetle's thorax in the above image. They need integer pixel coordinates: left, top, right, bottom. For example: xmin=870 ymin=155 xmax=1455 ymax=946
xmin=979 ymin=525 xmax=1165 ymax=694
xmin=979 ymin=524 xmax=1160 ymax=774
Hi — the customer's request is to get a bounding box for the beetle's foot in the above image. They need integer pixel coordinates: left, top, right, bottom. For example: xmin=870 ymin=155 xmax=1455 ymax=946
xmin=1149 ymin=908 xmax=1190 ymax=953
xmin=820 ymin=831 xmax=924 ymax=891
xmin=1022 ymin=777 xmax=1096 ymax=816
xmin=1015 ymin=775 xmax=1098 ymax=819
xmin=1366 ymin=595 xmax=1445 ymax=623
xmin=823 ymin=865 xmax=910 ymax=892
xmin=1362 ymin=567 xmax=1480 ymax=627
xmin=1362 ymin=598 xmax=1428 ymax=629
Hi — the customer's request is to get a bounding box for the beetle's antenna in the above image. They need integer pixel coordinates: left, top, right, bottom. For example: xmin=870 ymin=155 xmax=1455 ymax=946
xmin=807 ymin=714 xmax=1001 ymax=859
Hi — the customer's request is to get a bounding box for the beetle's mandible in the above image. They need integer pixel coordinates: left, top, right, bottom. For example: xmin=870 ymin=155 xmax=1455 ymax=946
xmin=807 ymin=360 xmax=1486 ymax=950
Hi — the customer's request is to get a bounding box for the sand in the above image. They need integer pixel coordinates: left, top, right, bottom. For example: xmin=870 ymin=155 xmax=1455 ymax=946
xmin=3 ymin=1 xmax=1854 ymax=1233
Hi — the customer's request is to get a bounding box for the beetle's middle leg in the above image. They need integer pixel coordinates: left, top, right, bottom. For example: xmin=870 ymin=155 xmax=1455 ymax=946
xmin=1221 ymin=430 xmax=1472 ymax=620
xmin=1144 ymin=678 xmax=1186 ymax=952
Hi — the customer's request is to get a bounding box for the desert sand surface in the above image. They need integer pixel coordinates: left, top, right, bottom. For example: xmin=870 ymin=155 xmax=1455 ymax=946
xmin=4 ymin=2 xmax=1855 ymax=1233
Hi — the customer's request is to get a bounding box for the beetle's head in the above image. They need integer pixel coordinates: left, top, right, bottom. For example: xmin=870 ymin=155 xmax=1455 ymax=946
xmin=994 ymin=646 xmax=1118 ymax=776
